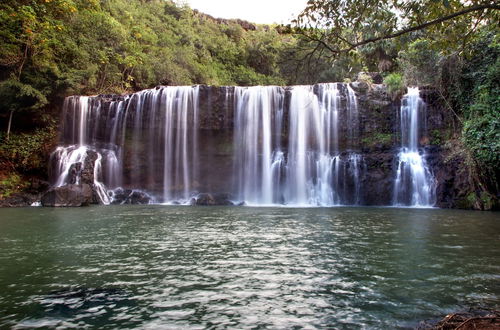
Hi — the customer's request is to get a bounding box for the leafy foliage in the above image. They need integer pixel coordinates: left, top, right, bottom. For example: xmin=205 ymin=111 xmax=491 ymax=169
xmin=0 ymin=0 xmax=294 ymax=121
xmin=0 ymin=173 xmax=27 ymax=198
xmin=383 ymin=73 xmax=404 ymax=98
xmin=397 ymin=39 xmax=441 ymax=86
xmin=0 ymin=124 xmax=57 ymax=174
xmin=293 ymin=0 xmax=498 ymax=56
xmin=460 ymin=35 xmax=500 ymax=173
xmin=0 ymin=79 xmax=48 ymax=111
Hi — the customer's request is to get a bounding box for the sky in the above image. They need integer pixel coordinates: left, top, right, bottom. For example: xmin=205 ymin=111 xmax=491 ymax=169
xmin=183 ymin=0 xmax=309 ymax=24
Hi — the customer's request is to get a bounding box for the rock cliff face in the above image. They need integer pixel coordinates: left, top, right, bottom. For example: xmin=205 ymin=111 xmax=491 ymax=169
xmin=45 ymin=82 xmax=481 ymax=208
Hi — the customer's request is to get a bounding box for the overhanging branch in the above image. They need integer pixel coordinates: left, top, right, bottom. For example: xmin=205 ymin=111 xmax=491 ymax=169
xmin=298 ymin=3 xmax=500 ymax=55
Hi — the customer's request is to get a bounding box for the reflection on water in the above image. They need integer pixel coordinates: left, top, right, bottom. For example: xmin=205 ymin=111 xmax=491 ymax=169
xmin=0 ymin=206 xmax=499 ymax=328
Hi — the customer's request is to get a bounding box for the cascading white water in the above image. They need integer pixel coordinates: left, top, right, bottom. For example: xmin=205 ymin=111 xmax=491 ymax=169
xmin=393 ymin=87 xmax=436 ymax=207
xmin=285 ymin=85 xmax=316 ymax=205
xmin=346 ymin=84 xmax=359 ymax=148
xmin=51 ymin=145 xmax=88 ymax=187
xmin=234 ymin=86 xmax=284 ymax=205
xmin=160 ymin=86 xmax=199 ymax=203
xmin=233 ymin=83 xmax=364 ymax=206
xmin=51 ymin=96 xmax=111 ymax=205
xmin=51 ymin=87 xmax=200 ymax=204
xmin=52 ymin=83 xmax=366 ymax=206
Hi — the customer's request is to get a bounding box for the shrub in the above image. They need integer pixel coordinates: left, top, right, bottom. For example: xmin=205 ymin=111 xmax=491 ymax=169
xmin=383 ymin=72 xmax=404 ymax=99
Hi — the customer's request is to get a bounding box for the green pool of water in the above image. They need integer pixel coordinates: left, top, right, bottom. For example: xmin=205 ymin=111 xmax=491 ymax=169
xmin=0 ymin=206 xmax=498 ymax=328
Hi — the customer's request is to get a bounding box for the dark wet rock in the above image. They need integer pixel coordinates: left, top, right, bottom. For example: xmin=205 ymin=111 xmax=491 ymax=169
xmin=66 ymin=150 xmax=97 ymax=186
xmin=68 ymin=162 xmax=82 ymax=184
xmin=350 ymin=81 xmax=370 ymax=93
xmin=429 ymin=143 xmax=498 ymax=210
xmin=192 ymin=192 xmax=234 ymax=206
xmin=110 ymin=188 xmax=151 ymax=205
xmin=27 ymin=178 xmax=50 ymax=194
xmin=82 ymin=150 xmax=98 ymax=185
xmin=361 ymin=151 xmax=395 ymax=205
xmin=0 ymin=193 xmax=40 ymax=207
xmin=50 ymin=149 xmax=106 ymax=206
xmin=212 ymin=193 xmax=234 ymax=205
xmin=41 ymin=184 xmax=93 ymax=207
xmin=193 ymin=193 xmax=216 ymax=206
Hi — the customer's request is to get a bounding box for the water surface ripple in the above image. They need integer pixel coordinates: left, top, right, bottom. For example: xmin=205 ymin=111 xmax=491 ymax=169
xmin=0 ymin=206 xmax=499 ymax=329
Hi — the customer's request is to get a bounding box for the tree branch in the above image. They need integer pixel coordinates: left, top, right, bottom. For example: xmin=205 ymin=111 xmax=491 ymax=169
xmin=298 ymin=3 xmax=500 ymax=55
xmin=350 ymin=3 xmax=500 ymax=50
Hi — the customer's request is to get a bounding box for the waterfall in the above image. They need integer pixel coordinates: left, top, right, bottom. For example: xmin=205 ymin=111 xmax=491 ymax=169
xmin=51 ymin=86 xmax=200 ymax=204
xmin=234 ymin=86 xmax=284 ymax=205
xmin=233 ymin=83 xmax=364 ymax=206
xmin=50 ymin=83 xmax=369 ymax=206
xmin=50 ymin=97 xmax=111 ymax=205
xmin=393 ymin=87 xmax=436 ymax=207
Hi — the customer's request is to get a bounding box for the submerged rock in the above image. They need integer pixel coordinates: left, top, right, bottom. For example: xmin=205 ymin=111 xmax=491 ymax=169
xmin=41 ymin=184 xmax=93 ymax=207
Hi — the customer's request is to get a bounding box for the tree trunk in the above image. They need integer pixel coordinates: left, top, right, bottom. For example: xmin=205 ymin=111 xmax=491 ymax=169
xmin=6 ymin=109 xmax=13 ymax=140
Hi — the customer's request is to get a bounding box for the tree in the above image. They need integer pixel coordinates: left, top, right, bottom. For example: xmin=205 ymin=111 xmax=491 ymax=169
xmin=0 ymin=79 xmax=47 ymax=139
xmin=291 ymin=0 xmax=499 ymax=59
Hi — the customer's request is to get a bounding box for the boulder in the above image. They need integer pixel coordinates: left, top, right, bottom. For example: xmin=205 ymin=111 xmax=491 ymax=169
xmin=193 ymin=193 xmax=216 ymax=206
xmin=212 ymin=192 xmax=234 ymax=205
xmin=110 ymin=188 xmax=151 ymax=205
xmin=68 ymin=162 xmax=82 ymax=184
xmin=41 ymin=184 xmax=93 ymax=207
xmin=191 ymin=192 xmax=234 ymax=206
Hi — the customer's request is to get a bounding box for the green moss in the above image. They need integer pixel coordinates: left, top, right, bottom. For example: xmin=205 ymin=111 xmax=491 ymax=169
xmin=460 ymin=191 xmax=498 ymax=210
xmin=361 ymin=132 xmax=393 ymax=148
xmin=0 ymin=174 xmax=27 ymax=198
xmin=429 ymin=129 xmax=442 ymax=145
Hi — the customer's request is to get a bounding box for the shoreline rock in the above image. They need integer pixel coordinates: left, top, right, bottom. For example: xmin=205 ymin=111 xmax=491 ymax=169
xmin=41 ymin=184 xmax=93 ymax=207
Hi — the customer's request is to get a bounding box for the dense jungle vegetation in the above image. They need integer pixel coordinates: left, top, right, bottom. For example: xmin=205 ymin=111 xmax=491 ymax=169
xmin=0 ymin=0 xmax=498 ymax=208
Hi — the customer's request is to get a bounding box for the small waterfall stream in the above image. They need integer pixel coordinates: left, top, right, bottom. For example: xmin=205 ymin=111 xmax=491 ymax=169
xmin=393 ymin=87 xmax=436 ymax=207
